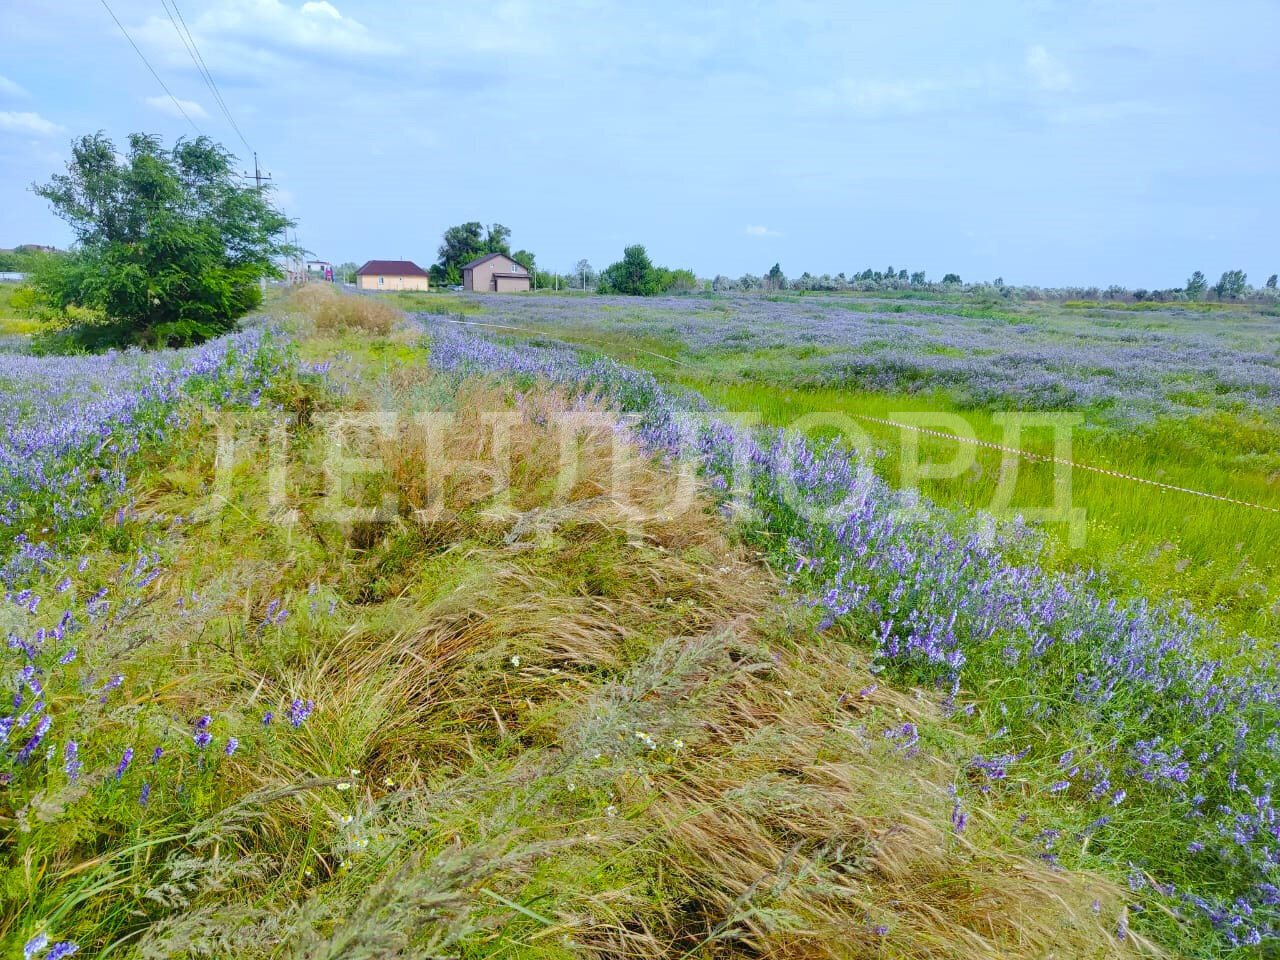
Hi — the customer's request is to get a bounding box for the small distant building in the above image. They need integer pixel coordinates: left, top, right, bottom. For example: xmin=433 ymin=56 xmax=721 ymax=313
xmin=355 ymin=260 xmax=430 ymax=292
xmin=462 ymin=253 xmax=531 ymax=293
xmin=305 ymin=260 xmax=334 ymax=281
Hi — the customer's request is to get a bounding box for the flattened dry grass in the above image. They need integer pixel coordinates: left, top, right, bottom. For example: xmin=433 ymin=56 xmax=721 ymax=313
xmin=287 ymin=282 xmax=399 ymax=335
xmin=18 ymin=322 xmax=1150 ymax=958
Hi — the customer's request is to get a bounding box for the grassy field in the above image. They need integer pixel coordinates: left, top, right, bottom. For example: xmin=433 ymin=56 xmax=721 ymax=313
xmin=429 ymin=292 xmax=1280 ymax=641
xmin=4 ymin=286 xmax=1278 ymax=956
xmin=2 ymin=290 xmax=1153 ymax=958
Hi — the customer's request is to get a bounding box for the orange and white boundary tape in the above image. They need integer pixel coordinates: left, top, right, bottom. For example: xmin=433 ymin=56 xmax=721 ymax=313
xmin=850 ymin=413 xmax=1280 ymax=514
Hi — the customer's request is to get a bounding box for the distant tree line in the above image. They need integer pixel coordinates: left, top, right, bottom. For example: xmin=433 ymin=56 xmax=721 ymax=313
xmin=707 ymin=263 xmax=1277 ymax=303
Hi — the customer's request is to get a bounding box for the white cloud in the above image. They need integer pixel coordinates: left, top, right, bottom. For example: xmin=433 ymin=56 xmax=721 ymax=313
xmin=0 ymin=74 xmax=28 ymax=98
xmin=135 ymin=0 xmax=397 ymax=74
xmin=0 ymin=111 xmax=63 ymax=136
xmin=145 ymin=95 xmax=210 ymax=120
xmin=745 ymin=224 xmax=782 ymax=237
xmin=1026 ymin=45 xmax=1073 ymax=92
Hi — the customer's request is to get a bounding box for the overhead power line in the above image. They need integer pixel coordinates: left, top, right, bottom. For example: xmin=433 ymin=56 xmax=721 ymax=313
xmin=162 ymin=0 xmax=252 ymax=151
xmin=100 ymin=0 xmax=202 ymax=135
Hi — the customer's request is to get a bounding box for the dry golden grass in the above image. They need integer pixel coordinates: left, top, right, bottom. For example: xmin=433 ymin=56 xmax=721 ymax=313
xmin=84 ymin=340 xmax=1152 ymax=959
xmin=286 ymin=282 xmax=399 ymax=335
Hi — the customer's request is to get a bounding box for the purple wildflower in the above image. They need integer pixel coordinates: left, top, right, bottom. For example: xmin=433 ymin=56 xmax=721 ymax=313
xmin=63 ymin=741 xmax=81 ymax=781
xmin=114 ymin=746 xmax=134 ymax=780
xmin=286 ymin=698 xmax=314 ymax=729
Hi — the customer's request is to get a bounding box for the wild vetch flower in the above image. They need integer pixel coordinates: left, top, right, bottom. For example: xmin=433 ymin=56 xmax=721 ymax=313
xmin=224 ymin=737 xmax=239 ymax=757
xmin=286 ymin=698 xmax=314 ymax=728
xmin=151 ymin=746 xmax=163 ymax=763
xmin=24 ymin=932 xmax=48 ymax=959
xmin=194 ymin=729 xmax=212 ymax=750
xmin=63 ymin=741 xmax=80 ymax=780
xmin=16 ymin=715 xmax=52 ymax=764
xmin=46 ymin=944 xmax=78 ymax=960
xmin=140 ymin=783 xmax=151 ymax=805
xmin=114 ymin=746 xmax=134 ymax=780
xmin=262 ymin=711 xmax=274 ymax=726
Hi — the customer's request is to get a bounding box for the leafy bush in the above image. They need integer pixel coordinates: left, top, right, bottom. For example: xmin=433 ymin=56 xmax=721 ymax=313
xmin=30 ymin=132 xmax=295 ymax=350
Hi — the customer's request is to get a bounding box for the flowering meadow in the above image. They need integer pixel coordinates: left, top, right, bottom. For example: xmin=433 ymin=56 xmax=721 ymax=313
xmin=463 ymin=292 xmax=1280 ymax=421
xmin=2 ymin=288 xmax=1273 ymax=957
xmin=422 ymin=317 xmax=1280 ymax=953
xmin=0 ymin=327 xmax=290 ymax=566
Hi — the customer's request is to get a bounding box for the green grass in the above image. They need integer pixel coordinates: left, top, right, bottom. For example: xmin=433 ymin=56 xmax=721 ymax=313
xmin=0 ymin=283 xmax=37 ymax=333
xmin=660 ymin=373 xmax=1280 ymax=640
xmin=374 ymin=289 xmax=483 ymax=314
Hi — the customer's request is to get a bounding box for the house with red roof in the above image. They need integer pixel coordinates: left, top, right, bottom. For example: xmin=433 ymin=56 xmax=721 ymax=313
xmin=354 ymin=259 xmax=430 ymax=292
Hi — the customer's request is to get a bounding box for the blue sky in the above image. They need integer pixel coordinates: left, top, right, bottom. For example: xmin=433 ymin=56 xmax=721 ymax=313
xmin=1 ymin=0 xmax=1276 ymax=287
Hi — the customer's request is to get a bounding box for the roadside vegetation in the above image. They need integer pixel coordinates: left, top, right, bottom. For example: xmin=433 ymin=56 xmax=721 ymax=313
xmin=2 ymin=293 xmax=1151 ymax=958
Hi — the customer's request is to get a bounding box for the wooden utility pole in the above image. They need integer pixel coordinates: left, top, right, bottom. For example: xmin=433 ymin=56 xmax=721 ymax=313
xmin=243 ymin=152 xmax=274 ymax=293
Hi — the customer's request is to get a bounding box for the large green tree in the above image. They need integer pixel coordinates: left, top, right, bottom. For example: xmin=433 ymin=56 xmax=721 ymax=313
xmin=32 ymin=132 xmax=295 ymax=349
xmin=432 ymin=221 xmax=515 ymax=285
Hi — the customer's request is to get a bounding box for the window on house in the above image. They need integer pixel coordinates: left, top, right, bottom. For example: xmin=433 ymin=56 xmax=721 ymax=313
xmin=378 ymin=277 xmax=384 ymax=285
